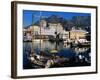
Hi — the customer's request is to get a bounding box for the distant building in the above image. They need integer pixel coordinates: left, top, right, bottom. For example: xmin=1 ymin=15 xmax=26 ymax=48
xmin=69 ymin=28 xmax=88 ymax=40
xmin=40 ymin=18 xmax=47 ymax=28
xmin=32 ymin=25 xmax=40 ymax=35
xmin=48 ymin=23 xmax=63 ymax=34
xmin=62 ymin=30 xmax=69 ymax=40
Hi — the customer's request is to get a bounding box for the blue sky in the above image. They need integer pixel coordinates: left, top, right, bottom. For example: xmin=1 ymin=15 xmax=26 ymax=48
xmin=23 ymin=10 xmax=90 ymax=27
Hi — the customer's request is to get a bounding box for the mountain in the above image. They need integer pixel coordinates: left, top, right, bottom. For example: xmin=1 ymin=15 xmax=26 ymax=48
xmin=31 ymin=15 xmax=91 ymax=31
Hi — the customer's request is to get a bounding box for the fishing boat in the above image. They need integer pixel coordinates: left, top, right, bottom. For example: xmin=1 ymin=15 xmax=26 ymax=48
xmin=78 ymin=42 xmax=90 ymax=47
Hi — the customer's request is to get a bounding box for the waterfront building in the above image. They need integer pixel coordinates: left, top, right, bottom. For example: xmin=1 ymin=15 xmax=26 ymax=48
xmin=32 ymin=25 xmax=40 ymax=35
xmin=69 ymin=28 xmax=88 ymax=41
xmin=62 ymin=30 xmax=69 ymax=40
xmin=40 ymin=18 xmax=47 ymax=28
xmin=48 ymin=23 xmax=63 ymax=34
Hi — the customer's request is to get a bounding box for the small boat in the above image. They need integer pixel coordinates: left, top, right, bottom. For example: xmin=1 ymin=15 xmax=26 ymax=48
xmin=28 ymin=54 xmax=46 ymax=67
xmin=50 ymin=50 xmax=58 ymax=54
xmin=78 ymin=42 xmax=90 ymax=47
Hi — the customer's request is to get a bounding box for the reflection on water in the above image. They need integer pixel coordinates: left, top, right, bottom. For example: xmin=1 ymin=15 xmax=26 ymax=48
xmin=23 ymin=40 xmax=91 ymax=69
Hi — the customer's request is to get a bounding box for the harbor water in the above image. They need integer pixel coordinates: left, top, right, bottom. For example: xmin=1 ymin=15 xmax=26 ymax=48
xmin=23 ymin=40 xmax=91 ymax=69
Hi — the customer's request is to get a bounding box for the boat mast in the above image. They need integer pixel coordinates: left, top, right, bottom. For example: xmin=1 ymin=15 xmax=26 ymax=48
xmin=31 ymin=11 xmax=42 ymax=55
xmin=31 ymin=14 xmax=34 ymax=54
xmin=40 ymin=11 xmax=42 ymax=52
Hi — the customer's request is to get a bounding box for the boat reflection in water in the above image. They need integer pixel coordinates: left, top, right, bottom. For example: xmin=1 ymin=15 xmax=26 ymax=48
xmin=23 ymin=40 xmax=91 ymax=69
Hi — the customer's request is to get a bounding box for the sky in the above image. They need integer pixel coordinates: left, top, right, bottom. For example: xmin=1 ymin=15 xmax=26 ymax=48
xmin=23 ymin=10 xmax=91 ymax=27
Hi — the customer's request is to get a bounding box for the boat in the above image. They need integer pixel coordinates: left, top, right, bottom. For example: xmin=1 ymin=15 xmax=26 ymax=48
xmin=50 ymin=50 xmax=58 ymax=54
xmin=23 ymin=35 xmax=32 ymax=42
xmin=28 ymin=51 xmax=69 ymax=68
xmin=28 ymin=54 xmax=47 ymax=67
xmin=78 ymin=42 xmax=90 ymax=47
